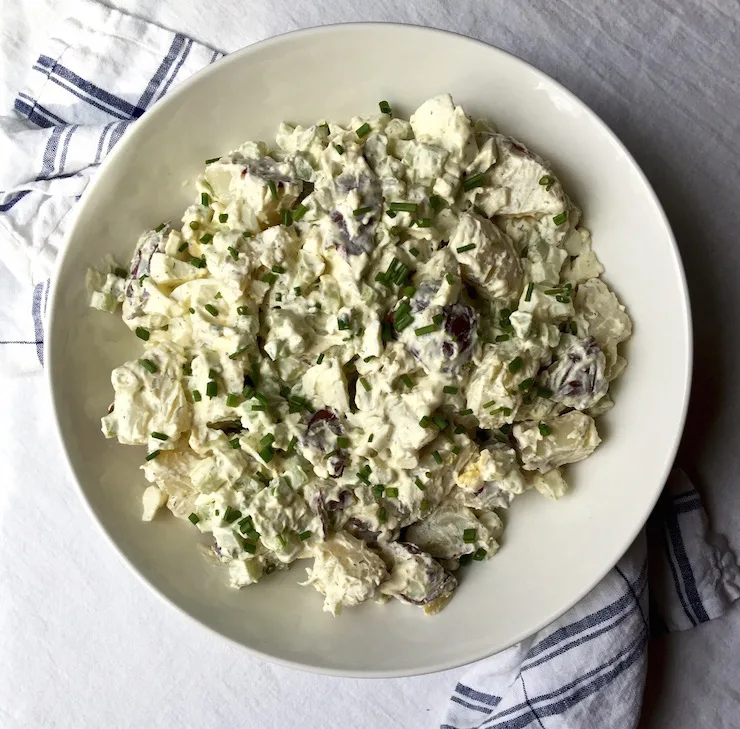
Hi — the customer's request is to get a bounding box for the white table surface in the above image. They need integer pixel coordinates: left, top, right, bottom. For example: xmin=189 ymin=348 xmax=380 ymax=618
xmin=3 ymin=1 xmax=740 ymax=727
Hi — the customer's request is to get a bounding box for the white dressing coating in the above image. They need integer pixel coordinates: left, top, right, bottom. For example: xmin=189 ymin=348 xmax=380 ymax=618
xmin=89 ymin=94 xmax=632 ymax=615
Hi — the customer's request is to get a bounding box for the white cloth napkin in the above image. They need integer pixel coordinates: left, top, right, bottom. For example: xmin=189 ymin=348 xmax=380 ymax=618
xmin=1 ymin=4 xmax=738 ymax=728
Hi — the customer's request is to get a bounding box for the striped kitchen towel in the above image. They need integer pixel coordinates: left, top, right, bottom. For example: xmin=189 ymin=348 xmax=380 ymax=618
xmin=0 ymin=4 xmax=738 ymax=729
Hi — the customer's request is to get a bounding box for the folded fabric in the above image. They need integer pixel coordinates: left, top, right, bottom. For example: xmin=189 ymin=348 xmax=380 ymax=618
xmin=1 ymin=5 xmax=738 ymax=729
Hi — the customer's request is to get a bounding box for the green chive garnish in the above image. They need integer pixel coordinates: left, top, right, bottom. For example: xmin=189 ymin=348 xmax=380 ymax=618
xmin=432 ymin=451 xmax=443 ymax=464
xmin=192 ymin=390 xmax=202 ymax=402
xmin=539 ymin=175 xmax=554 ymax=189
xmin=569 ymin=321 xmax=578 ymax=335
xmin=241 ymin=541 xmax=257 ymax=554
xmin=262 ymin=272 xmax=278 ymax=285
xmin=459 ymin=408 xmax=473 ymax=416
xmin=237 ymin=305 xmax=249 ymax=315
xmin=135 ymin=326 xmax=150 ymax=341
xmin=139 ymin=358 xmax=157 ymax=374
xmin=188 ymin=513 xmax=200 ymax=524
xmin=483 ymin=399 xmax=497 ymax=409
xmin=454 ymin=424 xmax=465 ymax=434
xmin=429 ymin=195 xmax=444 ymax=212
xmin=463 ymin=528 xmax=476 ymax=543
xmin=226 ymin=393 xmax=240 ymax=407
xmin=227 ymin=246 xmax=239 ymax=261
xmin=334 ymin=144 xmax=345 ymax=155
xmin=400 ymin=374 xmax=413 ymax=388
xmin=353 ymin=206 xmax=373 ymax=217
xmin=496 ymin=334 xmax=510 ymax=342
xmin=299 ymin=530 xmax=312 ymax=541
xmin=287 ymin=436 xmax=298 ymax=453
xmin=443 ymin=385 xmax=458 ymax=394
xmin=114 ymin=267 xmax=128 ymax=278
xmin=368 ymin=434 xmax=374 ymax=443
xmin=456 ymin=243 xmax=476 ymax=254
xmin=432 ymin=416 xmax=448 ymax=430
xmin=281 ymin=210 xmax=292 ymax=226
xmin=360 ymin=377 xmax=371 ymax=392
xmin=537 ymin=387 xmax=554 ymax=398
xmin=409 ymin=247 xmax=420 ymax=258
xmin=553 ymin=211 xmax=568 ymax=226
xmin=293 ymin=204 xmax=308 ymax=221
xmin=419 ymin=416 xmax=431 ymax=427
xmin=151 ymin=431 xmax=168 ymax=441
xmin=337 ymin=436 xmax=349 ymax=449
xmin=539 ymin=423 xmax=552 ymax=436
xmin=229 ymin=438 xmax=240 ymax=449
xmin=525 ymin=282 xmax=535 ymax=302
xmin=445 ymin=273 xmax=455 ymax=285
xmin=518 ymin=378 xmax=534 ymax=392
xmin=473 ymin=548 xmax=487 ymax=561
xmin=385 ymin=487 xmax=399 ymax=498
xmin=259 ymin=445 xmax=275 ymax=463
xmin=373 ymin=484 xmax=384 ymax=498
xmin=268 ymin=180 xmax=278 ymax=200
xmin=415 ymin=477 xmax=425 ymax=491
xmin=216 ymin=213 xmax=227 ymax=224
xmin=199 ymin=233 xmax=213 ymax=245
xmin=462 ymin=173 xmax=486 ymax=191
xmin=154 ymin=223 xmax=166 ymax=232
xmin=356 ymin=122 xmax=371 ymax=138
xmin=205 ymin=157 xmax=220 ymax=165
xmin=201 ymin=192 xmax=211 ymax=206
xmin=508 ymin=357 xmax=523 ymax=374
xmin=389 ymin=202 xmax=418 ymax=213
xmin=178 ymin=242 xmax=189 ymax=253
xmin=204 ymin=303 xmax=218 ymax=317
xmin=402 ymin=285 xmax=416 ymax=298
xmin=206 ymin=381 xmax=217 ymax=398
xmin=145 ymin=449 xmax=161 ymax=461
xmin=415 ymin=324 xmax=437 ymax=336
xmin=379 ymin=100 xmax=392 ymax=114
xmin=432 ymin=313 xmax=444 ymax=325
xmin=378 ymin=506 xmax=387 ymax=524
xmin=190 ymin=256 xmax=206 ymax=268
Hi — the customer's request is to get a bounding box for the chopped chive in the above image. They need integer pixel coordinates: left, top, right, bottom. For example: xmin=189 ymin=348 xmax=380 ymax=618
xmin=135 ymin=326 xmax=150 ymax=341
xmin=518 ymin=378 xmax=534 ymax=392
xmin=360 ymin=377 xmax=371 ymax=392
xmin=227 ymin=246 xmax=239 ymax=261
xmin=419 ymin=416 xmax=431 ymax=427
xmin=114 ymin=267 xmax=128 ymax=278
xmin=569 ymin=321 xmax=578 ymax=335
xmin=356 ymin=122 xmax=371 ymax=138
xmin=432 ymin=451 xmax=443 ymax=464
xmin=416 ymin=217 xmax=432 ymax=228
xmin=229 ymin=438 xmax=240 ymax=449
xmin=241 ymin=541 xmax=257 ymax=554
xmin=260 ymin=433 xmax=275 ymax=448
xmin=378 ymin=506 xmax=387 ymax=524
xmin=508 ymin=357 xmax=523 ymax=374
xmin=337 ymin=317 xmax=350 ymax=331
xmin=420 ymin=498 xmax=430 ymax=511
xmin=205 ymin=157 xmax=220 ymax=165
xmin=281 ymin=209 xmax=292 ymax=226
xmin=287 ymin=436 xmax=298 ymax=453
xmin=400 ymin=374 xmax=413 ymax=388
xmin=445 ymin=273 xmax=455 ymax=285
xmin=462 ymin=172 xmax=486 ymax=191
xmin=379 ymin=100 xmax=392 ymax=114
xmin=537 ymin=387 xmax=554 ymax=398
xmin=182 ymin=363 xmax=193 ymax=376
xmin=334 ymin=144 xmax=345 ymax=155
xmin=337 ymin=436 xmax=350 ymax=449
xmin=226 ymin=393 xmax=240 ymax=407
xmin=409 ymin=247 xmax=420 ymax=257
xmin=389 ymin=201 xmax=419 ymax=213
xmin=443 ymin=385 xmax=458 ymax=394
xmin=262 ymin=272 xmax=278 ymax=285
xmin=385 ymin=487 xmax=399 ymax=498
xmin=432 ymin=313 xmax=444 ymax=325
xmin=456 ymin=243 xmax=476 ymax=254
xmin=452 ymin=445 xmax=461 ymax=455
xmin=190 ymin=222 xmax=202 ymax=233
xmin=538 ymin=422 xmax=552 ymax=437
xmin=381 ymin=321 xmax=394 ymax=341
xmin=200 ymin=192 xmax=211 ymax=206
xmin=459 ymin=553 xmax=473 ymax=566
xmin=539 ymin=175 xmax=554 ymax=189
xmin=387 ymin=210 xmax=397 ymax=219
xmin=190 ymin=256 xmax=206 ymax=268
xmin=237 ymin=305 xmax=249 ymax=315
xmin=495 ymin=334 xmax=510 ymax=342
xmin=473 ymin=548 xmax=488 ymax=561
xmin=294 ymin=286 xmax=302 ymax=297
xmin=151 ymin=431 xmax=168 ymax=441
xmin=483 ymin=399 xmax=497 ymax=409
xmin=368 ymin=434 xmax=374 ymax=443
xmin=204 ymin=303 xmax=218 ymax=317
xmin=463 ymin=528 xmax=477 ymax=543
xmin=553 ymin=211 xmax=568 ymax=226
xmin=259 ymin=445 xmax=275 ymax=463
xmin=415 ymin=477 xmax=425 ymax=491
xmin=503 ymin=407 xmax=513 ymax=416
xmin=432 ymin=416 xmax=449 ymax=430
xmin=299 ymin=530 xmax=312 ymax=541
xmin=177 ymin=241 xmax=189 ymax=253
xmin=154 ymin=223 xmax=166 ymax=232
xmin=454 ymin=424 xmax=465 ymax=434
xmin=268 ymin=180 xmax=278 ymax=200
xmin=353 ymin=206 xmax=373 ymax=217
xmin=293 ymin=204 xmax=308 ymax=221
xmin=208 ymin=366 xmax=218 ymax=379
xmin=402 ymin=285 xmax=416 ymax=298
xmin=429 ymin=195 xmax=444 ymax=212
xmin=192 ymin=389 xmax=202 ymax=402
xmin=188 ymin=513 xmax=200 ymax=524
xmin=206 ymin=381 xmax=218 ymax=398
xmin=459 ymin=408 xmax=473 ymax=416
xmin=217 ymin=213 xmax=228 ymax=224
xmin=145 ymin=449 xmax=161 ymax=461
xmin=499 ymin=424 xmax=512 ymax=436
xmin=373 ymin=484 xmax=384 ymax=498
xmin=414 ymin=324 xmax=438 ymax=336
xmin=525 ymin=282 xmax=535 ymax=301
xmin=242 ymin=231 xmax=253 ymax=240
xmin=223 ymin=506 xmax=241 ymax=523
xmin=139 ymin=358 xmax=158 ymax=374
xmin=272 ymin=265 xmax=286 ymax=274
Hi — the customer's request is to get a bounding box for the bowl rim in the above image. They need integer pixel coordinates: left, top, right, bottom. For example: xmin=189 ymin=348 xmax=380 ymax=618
xmin=45 ymin=21 xmax=693 ymax=678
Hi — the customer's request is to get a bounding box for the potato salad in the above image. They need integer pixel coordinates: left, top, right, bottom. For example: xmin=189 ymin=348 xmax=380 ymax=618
xmin=89 ymin=95 xmax=632 ymax=615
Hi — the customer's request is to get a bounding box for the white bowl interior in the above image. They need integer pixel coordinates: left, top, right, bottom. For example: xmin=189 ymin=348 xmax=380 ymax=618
xmin=47 ymin=24 xmax=690 ymax=676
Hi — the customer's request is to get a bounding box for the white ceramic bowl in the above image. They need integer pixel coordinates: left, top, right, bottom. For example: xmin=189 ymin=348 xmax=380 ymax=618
xmin=47 ymin=23 xmax=691 ymax=677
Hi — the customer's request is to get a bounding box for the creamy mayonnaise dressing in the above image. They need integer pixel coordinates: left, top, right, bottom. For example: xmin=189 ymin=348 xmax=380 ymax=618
xmin=89 ymin=94 xmax=632 ymax=615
